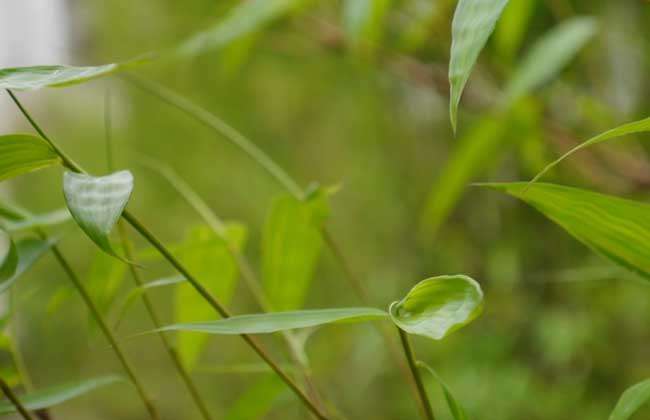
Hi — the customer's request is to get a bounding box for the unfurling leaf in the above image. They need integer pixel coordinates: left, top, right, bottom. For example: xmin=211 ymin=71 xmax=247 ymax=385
xmin=0 ymin=238 xmax=56 ymax=294
xmin=609 ymin=378 xmax=650 ymax=420
xmin=0 ymin=134 xmax=59 ymax=181
xmin=389 ymin=275 xmax=483 ymax=340
xmin=0 ymin=230 xmax=18 ymax=283
xmin=0 ymin=376 xmax=123 ymax=414
xmin=485 ymin=183 xmax=650 ymax=280
xmin=63 ymin=170 xmax=133 ymax=260
xmin=417 ymin=361 xmax=468 ymax=420
xmin=448 ymin=0 xmax=509 ymax=132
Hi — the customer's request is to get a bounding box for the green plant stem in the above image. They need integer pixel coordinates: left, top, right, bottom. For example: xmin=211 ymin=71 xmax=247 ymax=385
xmin=0 ymin=377 xmax=35 ymax=420
xmin=6 ymin=89 xmax=329 ymax=420
xmin=397 ymin=328 xmax=435 ymax=420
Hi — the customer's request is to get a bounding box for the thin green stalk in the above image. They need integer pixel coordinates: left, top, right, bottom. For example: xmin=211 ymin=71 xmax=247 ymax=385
xmin=6 ymin=89 xmax=329 ymax=420
xmin=0 ymin=377 xmax=35 ymax=420
xmin=397 ymin=328 xmax=435 ymax=420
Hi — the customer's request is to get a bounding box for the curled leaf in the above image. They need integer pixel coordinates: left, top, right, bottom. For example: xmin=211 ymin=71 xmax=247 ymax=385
xmin=0 ymin=134 xmax=59 ymax=181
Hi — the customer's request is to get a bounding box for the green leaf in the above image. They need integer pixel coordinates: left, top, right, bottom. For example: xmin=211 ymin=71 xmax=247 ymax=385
xmin=175 ymin=224 xmax=244 ymax=370
xmin=448 ymin=0 xmax=509 ymax=132
xmin=87 ymin=249 xmax=127 ymax=316
xmin=417 ymin=361 xmax=468 ymax=420
xmin=175 ymin=0 xmax=303 ymax=57
xmin=0 ymin=238 xmax=56 ymax=294
xmin=530 ymin=116 xmax=650 ymax=184
xmin=225 ymin=375 xmax=287 ymax=420
xmin=484 ymin=182 xmax=650 ymax=280
xmin=504 ymin=17 xmax=597 ymax=104
xmin=609 ymin=378 xmax=650 ymax=420
xmin=0 ymin=230 xmax=18 ymax=284
xmin=0 ymin=134 xmax=59 ymax=181
xmin=389 ymin=275 xmax=483 ymax=340
xmin=494 ymin=0 xmax=536 ymax=61
xmin=343 ymin=0 xmax=392 ymax=57
xmin=63 ymin=170 xmax=133 ymax=260
xmin=157 ymin=307 xmax=388 ymax=335
xmin=0 ymin=375 xmax=123 ymax=414
xmin=262 ymin=192 xmax=329 ymax=311
xmin=1 ymin=208 xmax=71 ymax=232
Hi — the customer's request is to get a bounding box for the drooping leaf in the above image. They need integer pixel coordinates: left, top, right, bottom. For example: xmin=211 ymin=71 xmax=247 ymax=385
xmin=225 ymin=375 xmax=288 ymax=420
xmin=343 ymin=0 xmax=392 ymax=57
xmin=0 ymin=376 xmax=123 ymax=414
xmin=157 ymin=307 xmax=388 ymax=335
xmin=0 ymin=238 xmax=56 ymax=294
xmin=417 ymin=361 xmax=468 ymax=420
xmin=1 ymin=208 xmax=71 ymax=232
xmin=530 ymin=116 xmax=650 ymax=184
xmin=175 ymin=0 xmax=303 ymax=57
xmin=485 ymin=182 xmax=650 ymax=280
xmin=175 ymin=224 xmax=244 ymax=370
xmin=0 ymin=230 xmax=18 ymax=284
xmin=63 ymin=170 xmax=134 ymax=259
xmin=448 ymin=0 xmax=509 ymax=132
xmin=504 ymin=17 xmax=597 ymax=104
xmin=0 ymin=134 xmax=59 ymax=182
xmin=389 ymin=275 xmax=483 ymax=340
xmin=609 ymin=378 xmax=650 ymax=420
xmin=262 ymin=192 xmax=329 ymax=311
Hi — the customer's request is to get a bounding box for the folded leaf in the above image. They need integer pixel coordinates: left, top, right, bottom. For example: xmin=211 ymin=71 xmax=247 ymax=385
xmin=157 ymin=307 xmax=388 ymax=335
xmin=0 ymin=376 xmax=123 ymax=414
xmin=390 ymin=275 xmax=483 ymax=340
xmin=449 ymin=0 xmax=509 ymax=132
xmin=485 ymin=182 xmax=650 ymax=280
xmin=0 ymin=230 xmax=18 ymax=283
xmin=63 ymin=170 xmax=133 ymax=260
xmin=417 ymin=361 xmax=468 ymax=420
xmin=0 ymin=134 xmax=59 ymax=182
xmin=0 ymin=238 xmax=56 ymax=294
xmin=609 ymin=378 xmax=650 ymax=420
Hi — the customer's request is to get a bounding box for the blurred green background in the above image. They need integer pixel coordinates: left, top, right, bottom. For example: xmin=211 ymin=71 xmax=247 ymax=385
xmin=2 ymin=0 xmax=650 ymax=419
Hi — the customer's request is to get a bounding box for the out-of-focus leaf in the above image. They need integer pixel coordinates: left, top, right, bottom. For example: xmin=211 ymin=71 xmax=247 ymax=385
xmin=0 ymin=134 xmax=59 ymax=181
xmin=175 ymin=224 xmax=244 ymax=370
xmin=0 ymin=202 xmax=25 ymax=221
xmin=504 ymin=17 xmax=597 ymax=104
xmin=114 ymin=276 xmax=184 ymax=329
xmin=494 ymin=0 xmax=535 ymax=61
xmin=389 ymin=275 xmax=483 ymax=340
xmin=0 ymin=238 xmax=55 ymax=294
xmin=0 ymin=376 xmax=123 ymax=414
xmin=87 ymin=249 xmax=127 ymax=316
xmin=225 ymin=375 xmax=288 ymax=420
xmin=0 ymin=230 xmax=18 ymax=284
xmin=63 ymin=170 xmax=133 ymax=260
xmin=175 ymin=0 xmax=303 ymax=57
xmin=417 ymin=361 xmax=468 ymax=420
xmin=530 ymin=116 xmax=650 ymax=184
xmin=448 ymin=0 xmax=509 ymax=132
xmin=609 ymin=378 xmax=650 ymax=420
xmin=484 ymin=183 xmax=650 ymax=280
xmin=262 ymin=192 xmax=329 ymax=311
xmin=343 ymin=0 xmax=392 ymax=57
xmin=2 ymin=208 xmax=71 ymax=232
xmin=157 ymin=307 xmax=388 ymax=335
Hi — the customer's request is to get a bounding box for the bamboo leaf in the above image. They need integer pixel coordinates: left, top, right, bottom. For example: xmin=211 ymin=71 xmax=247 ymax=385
xmin=0 ymin=376 xmax=123 ymax=414
xmin=449 ymin=0 xmax=509 ymax=132
xmin=225 ymin=375 xmax=287 ymax=420
xmin=0 ymin=134 xmax=59 ymax=181
xmin=417 ymin=361 xmax=468 ymax=420
xmin=157 ymin=307 xmax=388 ymax=335
xmin=389 ymin=275 xmax=483 ymax=340
xmin=504 ymin=17 xmax=597 ymax=104
xmin=343 ymin=0 xmax=392 ymax=57
xmin=63 ymin=170 xmax=134 ymax=260
xmin=0 ymin=230 xmax=18 ymax=284
xmin=609 ymin=378 xmax=650 ymax=420
xmin=1 ymin=208 xmax=71 ymax=232
xmin=484 ymin=182 xmax=650 ymax=280
xmin=0 ymin=238 xmax=56 ymax=294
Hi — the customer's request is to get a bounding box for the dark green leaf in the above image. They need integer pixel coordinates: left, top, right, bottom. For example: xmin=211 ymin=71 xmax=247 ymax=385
xmin=0 ymin=134 xmax=59 ymax=181
xmin=417 ymin=361 xmax=468 ymax=420
xmin=609 ymin=378 xmax=650 ymax=420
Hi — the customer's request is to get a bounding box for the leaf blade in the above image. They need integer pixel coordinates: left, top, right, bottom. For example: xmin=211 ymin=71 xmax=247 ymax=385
xmin=0 ymin=238 xmax=56 ymax=294
xmin=0 ymin=134 xmax=59 ymax=181
xmin=417 ymin=361 xmax=468 ymax=420
xmin=609 ymin=378 xmax=650 ymax=420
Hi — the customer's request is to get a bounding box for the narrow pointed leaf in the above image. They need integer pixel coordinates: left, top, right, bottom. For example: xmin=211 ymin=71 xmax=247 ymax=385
xmin=504 ymin=17 xmax=597 ymax=104
xmin=390 ymin=275 xmax=483 ymax=340
xmin=449 ymin=0 xmax=509 ymax=132
xmin=115 ymin=275 xmax=185 ymax=330
xmin=157 ymin=307 xmax=388 ymax=335
xmin=0 ymin=238 xmax=56 ymax=294
xmin=0 ymin=230 xmax=18 ymax=283
xmin=2 ymin=208 xmax=71 ymax=232
xmin=485 ymin=182 xmax=650 ymax=280
xmin=0 ymin=376 xmax=123 ymax=414
xmin=417 ymin=361 xmax=468 ymax=420
xmin=0 ymin=134 xmax=59 ymax=181
xmin=609 ymin=378 xmax=650 ymax=420
xmin=63 ymin=170 xmax=133 ymax=259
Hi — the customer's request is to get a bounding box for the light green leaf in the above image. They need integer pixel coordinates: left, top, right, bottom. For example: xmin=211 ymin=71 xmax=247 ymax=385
xmin=262 ymin=192 xmax=329 ymax=311
xmin=609 ymin=378 xmax=650 ymax=420
xmin=0 ymin=134 xmax=59 ymax=181
xmin=343 ymin=0 xmax=392 ymax=57
xmin=2 ymin=208 xmax=71 ymax=232
xmin=175 ymin=0 xmax=303 ymax=57
xmin=0 ymin=238 xmax=56 ymax=294
xmin=0 ymin=376 xmax=123 ymax=414
xmin=504 ymin=17 xmax=597 ymax=104
xmin=225 ymin=375 xmax=287 ymax=420
xmin=158 ymin=307 xmax=388 ymax=335
xmin=0 ymin=230 xmax=18 ymax=284
xmin=484 ymin=182 xmax=650 ymax=280
xmin=389 ymin=275 xmax=483 ymax=340
xmin=449 ymin=0 xmax=509 ymax=132
xmin=175 ymin=224 xmax=244 ymax=370
xmin=530 ymin=116 xmax=650 ymax=185
xmin=63 ymin=170 xmax=133 ymax=260
xmin=417 ymin=361 xmax=468 ymax=420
